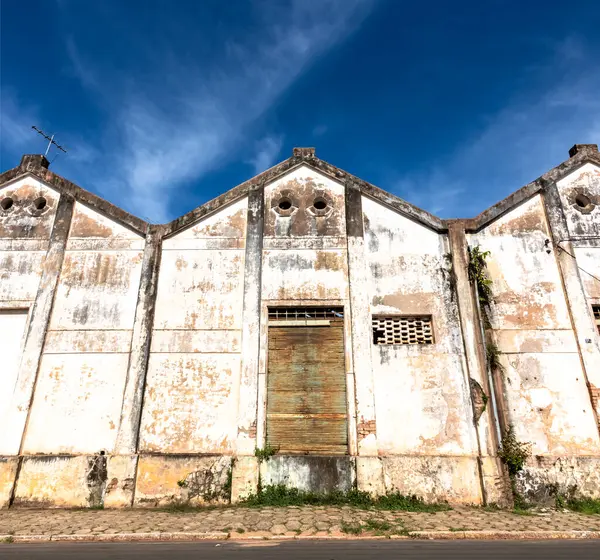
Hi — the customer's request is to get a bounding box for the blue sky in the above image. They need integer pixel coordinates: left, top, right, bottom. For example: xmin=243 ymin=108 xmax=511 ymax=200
xmin=1 ymin=0 xmax=599 ymax=223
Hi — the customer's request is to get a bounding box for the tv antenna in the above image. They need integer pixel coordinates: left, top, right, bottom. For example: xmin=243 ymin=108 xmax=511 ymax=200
xmin=31 ymin=126 xmax=68 ymax=157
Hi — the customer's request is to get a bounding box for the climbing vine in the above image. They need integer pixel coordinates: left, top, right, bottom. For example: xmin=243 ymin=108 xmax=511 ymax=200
xmin=467 ymin=246 xmax=493 ymax=308
xmin=486 ymin=341 xmax=506 ymax=376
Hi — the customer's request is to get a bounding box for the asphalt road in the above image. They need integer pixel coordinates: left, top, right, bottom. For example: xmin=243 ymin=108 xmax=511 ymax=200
xmin=2 ymin=540 xmax=599 ymax=559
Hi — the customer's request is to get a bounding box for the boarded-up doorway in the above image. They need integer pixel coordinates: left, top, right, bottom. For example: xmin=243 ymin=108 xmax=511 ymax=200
xmin=266 ymin=307 xmax=347 ymax=455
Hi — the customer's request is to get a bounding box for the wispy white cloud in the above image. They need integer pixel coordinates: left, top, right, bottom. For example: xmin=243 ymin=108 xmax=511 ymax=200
xmin=63 ymin=0 xmax=373 ymax=222
xmin=0 ymin=90 xmax=39 ymax=161
xmin=65 ymin=37 xmax=98 ymax=90
xmin=247 ymin=135 xmax=283 ymax=174
xmin=391 ymin=36 xmax=600 ymax=218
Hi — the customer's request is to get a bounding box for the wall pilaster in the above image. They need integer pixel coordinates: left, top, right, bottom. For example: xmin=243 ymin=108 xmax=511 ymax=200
xmin=115 ymin=226 xmax=162 ymax=454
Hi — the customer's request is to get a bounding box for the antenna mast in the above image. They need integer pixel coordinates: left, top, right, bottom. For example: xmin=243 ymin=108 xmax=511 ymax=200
xmin=31 ymin=126 xmax=68 ymax=157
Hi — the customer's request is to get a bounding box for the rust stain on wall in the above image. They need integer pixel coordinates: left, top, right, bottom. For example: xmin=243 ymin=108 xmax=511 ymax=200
xmin=70 ymin=211 xmax=115 ymax=238
xmin=314 ymin=251 xmax=344 ymax=271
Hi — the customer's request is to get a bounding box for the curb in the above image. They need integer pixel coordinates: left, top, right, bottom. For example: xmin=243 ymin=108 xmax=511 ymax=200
xmin=2 ymin=530 xmax=600 ymax=543
xmin=409 ymin=531 xmax=600 ymax=540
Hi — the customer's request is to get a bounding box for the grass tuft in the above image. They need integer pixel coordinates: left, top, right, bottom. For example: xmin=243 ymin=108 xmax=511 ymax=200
xmin=562 ymin=498 xmax=600 ymax=515
xmin=364 ymin=518 xmax=391 ymax=531
xmin=239 ymin=484 xmax=450 ymax=512
xmin=340 ymin=521 xmax=363 ymax=535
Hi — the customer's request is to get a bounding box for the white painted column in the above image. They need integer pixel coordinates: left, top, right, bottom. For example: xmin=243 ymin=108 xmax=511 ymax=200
xmin=114 ymin=227 xmax=161 ymax=454
xmin=447 ymin=221 xmax=510 ymax=506
xmin=231 ymin=186 xmax=264 ymax=503
xmin=345 ymin=183 xmax=379 ymax=457
xmin=235 ymin=186 xmax=264 ymax=455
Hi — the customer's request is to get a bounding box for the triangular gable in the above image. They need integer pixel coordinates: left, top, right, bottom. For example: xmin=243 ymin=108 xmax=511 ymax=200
xmin=3 ymin=146 xmax=599 ymax=238
xmin=466 ymin=147 xmax=600 ymax=232
xmin=164 ymin=148 xmax=446 ymax=237
xmin=0 ymin=156 xmax=148 ymax=237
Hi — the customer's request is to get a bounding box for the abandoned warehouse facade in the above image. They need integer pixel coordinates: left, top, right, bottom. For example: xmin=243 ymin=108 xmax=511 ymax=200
xmin=0 ymin=145 xmax=599 ymax=508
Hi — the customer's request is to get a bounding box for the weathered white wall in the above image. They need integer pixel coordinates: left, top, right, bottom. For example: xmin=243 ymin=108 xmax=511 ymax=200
xmin=2 ymin=154 xmax=600 ymax=507
xmin=469 ymin=194 xmax=600 ymax=455
xmin=556 ymin=162 xmax=600 ymax=316
xmin=557 ymin=162 xmax=600 ymax=239
xmin=0 ymin=177 xmax=58 ymax=304
xmin=574 ymin=247 xmax=600 ymax=301
xmin=0 ymin=311 xmax=28 ymax=424
xmin=139 ymin=198 xmax=247 ymax=454
xmin=22 ymin=202 xmax=144 ymax=454
xmin=363 ymin=196 xmax=478 ymax=457
xmin=261 ymin=167 xmax=348 ymax=302
xmin=0 ymin=177 xmax=59 ymax=462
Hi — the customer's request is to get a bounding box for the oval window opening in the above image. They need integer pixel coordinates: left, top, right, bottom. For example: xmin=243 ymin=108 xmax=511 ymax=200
xmin=33 ymin=197 xmax=47 ymax=211
xmin=314 ymin=198 xmax=327 ymax=210
xmin=1 ymin=197 xmax=14 ymax=211
xmin=278 ymin=199 xmax=292 ymax=210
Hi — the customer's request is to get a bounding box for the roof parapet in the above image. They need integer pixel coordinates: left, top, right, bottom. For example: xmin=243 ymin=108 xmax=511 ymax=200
xmin=568 ymin=144 xmax=598 ymax=158
xmin=19 ymin=154 xmax=50 ymax=172
xmin=292 ymin=147 xmax=316 ymax=159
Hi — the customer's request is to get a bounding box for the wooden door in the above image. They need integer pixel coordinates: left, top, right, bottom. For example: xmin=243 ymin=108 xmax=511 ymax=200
xmin=266 ymin=314 xmax=347 ymax=454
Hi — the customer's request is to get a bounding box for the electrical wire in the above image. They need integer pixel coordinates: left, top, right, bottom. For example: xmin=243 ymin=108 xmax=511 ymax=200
xmin=555 ymin=242 xmax=600 ymax=286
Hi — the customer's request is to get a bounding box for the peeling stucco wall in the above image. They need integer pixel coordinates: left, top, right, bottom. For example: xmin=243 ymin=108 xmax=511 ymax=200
xmin=22 ymin=202 xmax=144 ymax=455
xmin=261 ymin=168 xmax=348 ymax=302
xmin=363 ymin=197 xmax=478 ymax=457
xmin=1 ymin=150 xmax=599 ymax=508
xmin=0 ymin=177 xmax=58 ymax=306
xmin=469 ymin=194 xmax=600 ymax=456
xmin=139 ymin=198 xmax=248 ymax=454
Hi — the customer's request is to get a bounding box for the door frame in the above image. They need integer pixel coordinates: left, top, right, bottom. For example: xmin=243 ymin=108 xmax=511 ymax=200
xmin=256 ymin=300 xmax=357 ymax=455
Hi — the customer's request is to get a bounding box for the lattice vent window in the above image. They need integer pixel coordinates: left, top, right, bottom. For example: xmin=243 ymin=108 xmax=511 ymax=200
xmin=593 ymin=305 xmax=600 ymax=335
xmin=268 ymin=307 xmax=344 ymax=320
xmin=372 ymin=316 xmax=434 ymax=345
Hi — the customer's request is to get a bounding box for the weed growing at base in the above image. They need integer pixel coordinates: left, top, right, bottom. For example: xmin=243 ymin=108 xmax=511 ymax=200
xmin=240 ymin=484 xmax=450 ymax=512
xmin=560 ymin=498 xmax=600 ymax=515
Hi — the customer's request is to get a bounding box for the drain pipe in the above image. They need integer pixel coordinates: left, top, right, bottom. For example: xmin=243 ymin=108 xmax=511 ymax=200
xmin=473 ymin=289 xmax=502 ymax=446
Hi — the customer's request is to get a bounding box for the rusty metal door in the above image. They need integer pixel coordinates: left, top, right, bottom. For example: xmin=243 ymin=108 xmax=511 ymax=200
xmin=266 ymin=309 xmax=347 ymax=455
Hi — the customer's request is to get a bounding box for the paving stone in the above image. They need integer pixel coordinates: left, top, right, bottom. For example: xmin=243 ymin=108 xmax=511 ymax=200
xmin=254 ymin=520 xmax=273 ymax=531
xmin=1 ymin=505 xmax=600 ymax=538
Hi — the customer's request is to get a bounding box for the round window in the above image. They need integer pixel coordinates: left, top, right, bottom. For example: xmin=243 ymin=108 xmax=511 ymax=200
xmin=1 ymin=197 xmax=14 ymax=211
xmin=33 ymin=197 xmax=47 ymax=211
xmin=313 ymin=198 xmax=328 ymax=210
xmin=575 ymin=194 xmax=591 ymax=208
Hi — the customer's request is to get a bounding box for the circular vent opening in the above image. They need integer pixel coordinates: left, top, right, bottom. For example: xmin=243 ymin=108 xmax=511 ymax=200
xmin=1 ymin=197 xmax=14 ymax=211
xmin=278 ymin=198 xmax=292 ymax=210
xmin=33 ymin=197 xmax=47 ymax=211
xmin=575 ymin=194 xmax=591 ymax=208
xmin=314 ymin=198 xmax=328 ymax=210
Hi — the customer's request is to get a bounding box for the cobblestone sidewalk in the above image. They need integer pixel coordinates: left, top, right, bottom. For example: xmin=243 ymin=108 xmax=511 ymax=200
xmin=1 ymin=506 xmax=600 ymax=541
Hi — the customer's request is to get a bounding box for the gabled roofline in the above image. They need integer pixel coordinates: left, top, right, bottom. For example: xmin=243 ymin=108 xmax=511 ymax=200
xmin=164 ymin=147 xmax=445 ymax=237
xmin=2 ymin=145 xmax=599 ymax=239
xmin=0 ymin=155 xmax=149 ymax=236
xmin=456 ymin=147 xmax=600 ymax=232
